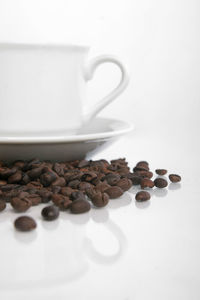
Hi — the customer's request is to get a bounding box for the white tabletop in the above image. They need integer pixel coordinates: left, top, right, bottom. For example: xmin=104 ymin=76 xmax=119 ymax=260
xmin=0 ymin=126 xmax=199 ymax=300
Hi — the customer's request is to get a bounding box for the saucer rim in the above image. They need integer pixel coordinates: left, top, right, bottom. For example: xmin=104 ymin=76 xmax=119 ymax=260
xmin=0 ymin=118 xmax=134 ymax=144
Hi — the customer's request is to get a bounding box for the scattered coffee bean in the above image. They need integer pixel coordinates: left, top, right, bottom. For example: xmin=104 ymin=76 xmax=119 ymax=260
xmin=41 ymin=205 xmax=60 ymax=220
xmin=0 ymin=199 xmax=6 ymax=211
xmin=135 ymin=191 xmax=151 ymax=202
xmin=155 ymin=169 xmax=167 ymax=175
xmin=90 ymin=191 xmax=109 ymax=208
xmin=104 ymin=186 xmax=123 ymax=199
xmin=169 ymin=174 xmax=181 ymax=183
xmin=116 ymin=178 xmax=132 ymax=191
xmin=154 ymin=178 xmax=168 ymax=188
xmin=140 ymin=178 xmax=154 ymax=189
xmin=70 ymin=199 xmax=91 ymax=214
xmin=14 ymin=216 xmax=37 ymax=231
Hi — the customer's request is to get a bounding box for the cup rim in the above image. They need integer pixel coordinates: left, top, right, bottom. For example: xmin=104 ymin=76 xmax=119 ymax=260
xmin=0 ymin=41 xmax=89 ymax=51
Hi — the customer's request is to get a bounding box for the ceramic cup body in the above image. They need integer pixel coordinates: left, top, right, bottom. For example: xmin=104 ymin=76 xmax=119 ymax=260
xmin=0 ymin=43 xmax=129 ymax=135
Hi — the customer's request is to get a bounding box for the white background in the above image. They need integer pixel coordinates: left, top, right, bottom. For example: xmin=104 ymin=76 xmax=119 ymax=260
xmin=0 ymin=1 xmax=200 ymax=299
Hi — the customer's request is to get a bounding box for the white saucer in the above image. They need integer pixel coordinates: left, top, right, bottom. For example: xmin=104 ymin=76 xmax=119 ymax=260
xmin=0 ymin=118 xmax=133 ymax=161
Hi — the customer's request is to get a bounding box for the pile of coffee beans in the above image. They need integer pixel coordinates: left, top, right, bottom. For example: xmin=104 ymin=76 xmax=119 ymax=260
xmin=0 ymin=158 xmax=181 ymax=231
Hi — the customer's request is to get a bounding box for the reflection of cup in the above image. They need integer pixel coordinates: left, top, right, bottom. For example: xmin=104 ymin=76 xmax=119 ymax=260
xmin=0 ymin=43 xmax=129 ymax=135
xmin=0 ymin=215 xmax=126 ymax=289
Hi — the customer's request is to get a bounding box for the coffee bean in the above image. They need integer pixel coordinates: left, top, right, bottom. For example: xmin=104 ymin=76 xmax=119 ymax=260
xmin=64 ymin=170 xmax=83 ymax=182
xmin=8 ymin=171 xmax=22 ymax=184
xmin=0 ymin=184 xmax=20 ymax=192
xmin=0 ymin=200 xmax=6 ymax=211
xmin=52 ymin=194 xmax=72 ymax=210
xmin=104 ymin=186 xmax=124 ymax=199
xmin=11 ymin=197 xmax=32 ymax=212
xmin=70 ymin=199 xmax=91 ymax=214
xmin=27 ymin=167 xmax=43 ymax=179
xmin=13 ymin=160 xmax=26 ymax=169
xmin=25 ymin=194 xmax=41 ymax=206
xmin=68 ymin=179 xmax=80 ymax=189
xmin=79 ymin=182 xmax=93 ymax=191
xmin=14 ymin=216 xmax=37 ymax=231
xmin=155 ymin=169 xmax=167 ymax=175
xmin=124 ymin=173 xmax=141 ymax=185
xmin=78 ymin=160 xmax=90 ymax=168
xmin=0 ymin=167 xmax=17 ymax=179
xmin=0 ymin=180 xmax=7 ymax=186
xmin=81 ymin=171 xmax=97 ymax=182
xmin=169 ymin=174 xmax=181 ymax=183
xmin=140 ymin=178 xmax=154 ymax=189
xmin=41 ymin=205 xmax=60 ymax=220
xmin=27 ymin=181 xmax=43 ymax=189
xmin=60 ymin=187 xmax=74 ymax=197
xmin=95 ymin=181 xmax=111 ymax=192
xmin=116 ymin=178 xmax=132 ymax=191
xmin=71 ymin=191 xmax=86 ymax=201
xmin=40 ymin=172 xmax=57 ymax=187
xmin=51 ymin=177 xmax=66 ymax=187
xmin=135 ymin=191 xmax=151 ymax=202
xmin=53 ymin=163 xmax=65 ymax=176
xmin=134 ymin=170 xmax=153 ymax=179
xmin=20 ymin=173 xmax=31 ymax=184
xmin=37 ymin=189 xmax=52 ymax=203
xmin=154 ymin=178 xmax=168 ymax=188
xmin=51 ymin=186 xmax=61 ymax=194
xmin=90 ymin=191 xmax=109 ymax=208
xmin=103 ymin=173 xmax=120 ymax=185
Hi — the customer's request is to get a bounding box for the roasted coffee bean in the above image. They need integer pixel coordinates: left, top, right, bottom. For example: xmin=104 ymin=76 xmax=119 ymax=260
xmin=37 ymin=189 xmax=52 ymax=203
xmin=14 ymin=216 xmax=37 ymax=231
xmin=103 ymin=173 xmax=120 ymax=185
xmin=25 ymin=194 xmax=41 ymax=206
xmin=169 ymin=174 xmax=181 ymax=183
xmin=41 ymin=205 xmax=60 ymax=220
xmin=68 ymin=179 xmax=80 ymax=189
xmin=81 ymin=171 xmax=97 ymax=182
xmin=20 ymin=173 xmax=31 ymax=184
xmin=134 ymin=170 xmax=153 ymax=179
xmin=53 ymin=163 xmax=65 ymax=176
xmin=27 ymin=181 xmax=43 ymax=189
xmin=27 ymin=167 xmax=43 ymax=179
xmin=124 ymin=173 xmax=141 ymax=185
xmin=70 ymin=199 xmax=91 ymax=214
xmin=78 ymin=160 xmax=90 ymax=168
xmin=60 ymin=187 xmax=74 ymax=197
xmin=116 ymin=178 xmax=132 ymax=191
xmin=40 ymin=172 xmax=57 ymax=187
xmin=95 ymin=181 xmax=111 ymax=192
xmin=133 ymin=166 xmax=149 ymax=172
xmin=140 ymin=178 xmax=154 ymax=189
xmin=0 ymin=167 xmax=17 ymax=179
xmin=71 ymin=191 xmax=85 ymax=201
xmin=51 ymin=186 xmax=61 ymax=194
xmin=64 ymin=170 xmax=83 ymax=182
xmin=135 ymin=191 xmax=151 ymax=201
xmin=13 ymin=160 xmax=26 ymax=169
xmin=155 ymin=169 xmax=167 ymax=175
xmin=51 ymin=194 xmax=72 ymax=210
xmin=135 ymin=161 xmax=149 ymax=170
xmin=0 ymin=199 xmax=6 ymax=211
xmin=0 ymin=180 xmax=7 ymax=186
xmin=90 ymin=191 xmax=109 ymax=208
xmin=154 ymin=178 xmax=168 ymax=188
xmin=11 ymin=197 xmax=32 ymax=212
xmin=51 ymin=177 xmax=66 ymax=187
xmin=1 ymin=184 xmax=20 ymax=192
xmin=111 ymin=158 xmax=128 ymax=166
xmin=117 ymin=167 xmax=130 ymax=176
xmin=8 ymin=171 xmax=22 ymax=184
xmin=18 ymin=191 xmax=30 ymax=198
xmin=79 ymin=182 xmax=93 ymax=191
xmin=104 ymin=186 xmax=124 ymax=199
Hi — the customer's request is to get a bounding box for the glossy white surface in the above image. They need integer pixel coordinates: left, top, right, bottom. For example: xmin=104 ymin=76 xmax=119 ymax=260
xmin=0 ymin=117 xmax=133 ymax=161
xmin=0 ymin=43 xmax=129 ymax=135
xmin=0 ymin=126 xmax=199 ymax=300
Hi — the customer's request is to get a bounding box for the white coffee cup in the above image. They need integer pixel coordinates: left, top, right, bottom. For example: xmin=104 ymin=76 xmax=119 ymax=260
xmin=0 ymin=43 xmax=129 ymax=135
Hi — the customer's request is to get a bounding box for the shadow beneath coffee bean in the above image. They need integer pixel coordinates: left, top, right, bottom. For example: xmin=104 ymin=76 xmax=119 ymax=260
xmin=153 ymin=188 xmax=168 ymax=197
xmin=168 ymin=183 xmax=181 ymax=190
xmin=61 ymin=210 xmax=91 ymax=225
xmin=135 ymin=200 xmax=151 ymax=209
xmin=107 ymin=192 xmax=132 ymax=209
xmin=13 ymin=229 xmax=37 ymax=243
xmin=41 ymin=218 xmax=60 ymax=230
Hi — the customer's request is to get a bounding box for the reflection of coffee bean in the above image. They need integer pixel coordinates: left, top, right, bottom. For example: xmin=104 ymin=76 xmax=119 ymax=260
xmin=41 ymin=205 xmax=60 ymax=221
xmin=154 ymin=178 xmax=168 ymax=188
xmin=135 ymin=191 xmax=151 ymax=202
xmin=169 ymin=174 xmax=181 ymax=183
xmin=14 ymin=216 xmax=37 ymax=231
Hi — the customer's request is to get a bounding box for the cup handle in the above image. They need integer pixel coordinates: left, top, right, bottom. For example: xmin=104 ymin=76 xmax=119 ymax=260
xmin=83 ymin=55 xmax=129 ymax=122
